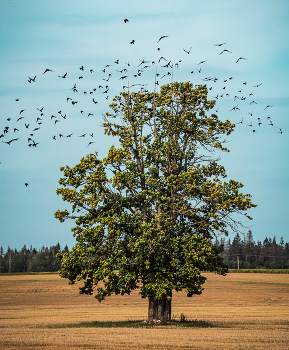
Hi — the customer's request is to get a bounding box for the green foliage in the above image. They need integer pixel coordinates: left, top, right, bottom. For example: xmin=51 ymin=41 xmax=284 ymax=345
xmin=55 ymin=82 xmax=256 ymax=302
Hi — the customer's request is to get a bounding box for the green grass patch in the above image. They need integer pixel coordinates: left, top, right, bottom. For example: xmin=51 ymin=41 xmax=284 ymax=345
xmin=46 ymin=319 xmax=218 ymax=329
xmin=0 ymin=272 xmax=59 ymax=276
xmin=229 ymin=269 xmax=289 ymax=274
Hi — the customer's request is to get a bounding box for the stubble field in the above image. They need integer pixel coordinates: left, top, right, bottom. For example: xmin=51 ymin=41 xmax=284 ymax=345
xmin=0 ymin=272 xmax=288 ymax=349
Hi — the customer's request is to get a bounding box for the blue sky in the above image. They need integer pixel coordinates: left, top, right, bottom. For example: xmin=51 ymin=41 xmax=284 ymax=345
xmin=0 ymin=0 xmax=288 ymax=251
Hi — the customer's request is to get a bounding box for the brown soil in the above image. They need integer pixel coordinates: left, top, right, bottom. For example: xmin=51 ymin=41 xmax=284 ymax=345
xmin=0 ymin=273 xmax=288 ymax=349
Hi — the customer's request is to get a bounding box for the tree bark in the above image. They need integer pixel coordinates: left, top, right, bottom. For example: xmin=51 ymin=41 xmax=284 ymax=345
xmin=148 ymin=298 xmax=171 ymax=322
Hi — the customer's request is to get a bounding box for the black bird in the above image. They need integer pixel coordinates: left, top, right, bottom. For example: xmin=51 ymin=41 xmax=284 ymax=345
xmin=14 ymin=128 xmax=19 ymax=132
xmin=59 ymin=134 xmax=63 ymax=138
xmin=124 ymin=19 xmax=129 ymax=23
xmin=54 ymin=120 xmax=60 ymax=124
xmin=183 ymin=47 xmax=192 ymax=54
xmin=114 ymin=60 xmax=119 ymax=64
xmin=158 ymin=57 xmax=167 ymax=63
xmin=37 ymin=107 xmax=44 ymax=112
xmin=264 ymin=105 xmax=273 ymax=110
xmin=78 ymin=133 xmax=87 ymax=137
xmin=66 ymin=133 xmax=73 ymax=137
xmin=157 ymin=35 xmax=168 ymax=43
xmin=25 ymin=183 xmax=29 ymax=187
xmin=90 ymin=69 xmax=94 ymax=73
xmin=87 ymin=141 xmax=96 ymax=147
xmin=248 ymin=112 xmax=253 ymax=116
xmin=52 ymin=136 xmax=56 ymax=140
xmin=236 ymin=57 xmax=247 ymax=63
xmin=2 ymin=138 xmax=19 ymax=145
xmin=19 ymin=109 xmax=25 ymax=115
xmin=58 ymin=73 xmax=67 ymax=78
xmin=253 ymin=83 xmax=262 ymax=87
xmin=88 ymin=113 xmax=94 ymax=117
xmin=219 ymin=49 xmax=232 ymax=54
xmin=42 ymin=68 xmax=53 ymax=74
xmin=79 ymin=66 xmax=84 ymax=71
xmin=214 ymin=42 xmax=227 ymax=46
xmin=25 ymin=123 xmax=29 ymax=129
xmin=278 ymin=128 xmax=283 ymax=134
xmin=67 ymin=97 xmax=72 ymax=103
xmin=92 ymin=99 xmax=98 ymax=104
xmin=28 ymin=76 xmax=36 ymax=83
xmin=15 ymin=99 xmax=19 ymax=101
xmin=250 ymin=101 xmax=257 ymax=105
xmin=197 ymin=60 xmax=207 ymax=65
xmin=51 ymin=115 xmax=56 ymax=119
xmin=16 ymin=117 xmax=24 ymax=122
xmin=130 ymin=40 xmax=135 ymax=44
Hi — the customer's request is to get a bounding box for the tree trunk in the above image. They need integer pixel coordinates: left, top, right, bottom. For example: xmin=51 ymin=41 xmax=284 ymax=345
xmin=148 ymin=298 xmax=171 ymax=322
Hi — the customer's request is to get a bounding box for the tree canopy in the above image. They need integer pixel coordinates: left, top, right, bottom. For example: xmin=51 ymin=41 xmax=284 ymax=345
xmin=55 ymin=81 xmax=256 ymax=321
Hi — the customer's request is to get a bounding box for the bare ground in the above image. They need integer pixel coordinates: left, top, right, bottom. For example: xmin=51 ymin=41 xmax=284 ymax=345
xmin=0 ymin=273 xmax=288 ymax=349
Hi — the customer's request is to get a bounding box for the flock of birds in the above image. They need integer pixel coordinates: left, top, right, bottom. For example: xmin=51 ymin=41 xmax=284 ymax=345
xmin=1 ymin=19 xmax=283 ymax=187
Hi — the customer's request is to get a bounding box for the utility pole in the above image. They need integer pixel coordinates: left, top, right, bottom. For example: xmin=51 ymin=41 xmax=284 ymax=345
xmin=8 ymin=252 xmax=12 ymax=273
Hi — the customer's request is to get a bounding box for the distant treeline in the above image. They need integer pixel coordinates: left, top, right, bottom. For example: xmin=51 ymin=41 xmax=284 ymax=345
xmin=1 ymin=230 xmax=289 ymax=273
xmin=0 ymin=243 xmax=69 ymax=273
xmin=215 ymin=230 xmax=289 ymax=269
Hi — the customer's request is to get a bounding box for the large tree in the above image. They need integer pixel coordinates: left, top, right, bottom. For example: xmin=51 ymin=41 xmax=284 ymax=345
xmin=55 ymin=82 xmax=256 ymax=321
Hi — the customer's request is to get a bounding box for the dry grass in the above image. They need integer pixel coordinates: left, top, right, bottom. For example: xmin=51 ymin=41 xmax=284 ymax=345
xmin=0 ymin=273 xmax=288 ymax=349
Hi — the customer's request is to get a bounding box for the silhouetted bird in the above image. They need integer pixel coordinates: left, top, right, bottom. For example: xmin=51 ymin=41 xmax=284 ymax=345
xmin=183 ymin=47 xmax=192 ymax=54
xmin=42 ymin=69 xmax=53 ymax=74
xmin=157 ymin=35 xmax=168 ymax=43
xmin=214 ymin=42 xmax=227 ymax=46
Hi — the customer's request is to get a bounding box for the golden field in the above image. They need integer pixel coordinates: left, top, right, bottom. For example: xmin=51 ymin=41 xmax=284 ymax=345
xmin=0 ymin=272 xmax=288 ymax=349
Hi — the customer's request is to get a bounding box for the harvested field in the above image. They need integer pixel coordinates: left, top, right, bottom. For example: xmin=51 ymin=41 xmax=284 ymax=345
xmin=0 ymin=273 xmax=288 ymax=349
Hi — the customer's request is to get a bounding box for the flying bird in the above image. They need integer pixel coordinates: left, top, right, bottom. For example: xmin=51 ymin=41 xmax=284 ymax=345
xmin=58 ymin=73 xmax=67 ymax=78
xmin=25 ymin=183 xmax=29 ymax=187
xmin=219 ymin=49 xmax=232 ymax=54
xmin=157 ymin=35 xmax=168 ymax=43
xmin=264 ymin=105 xmax=273 ymax=110
xmin=28 ymin=76 xmax=36 ymax=83
xmin=214 ymin=42 xmax=227 ymax=46
xmin=236 ymin=57 xmax=247 ymax=63
xmin=124 ymin=19 xmax=129 ymax=23
xmin=42 ymin=69 xmax=53 ymax=74
xmin=183 ymin=47 xmax=192 ymax=54
xmin=197 ymin=60 xmax=207 ymax=65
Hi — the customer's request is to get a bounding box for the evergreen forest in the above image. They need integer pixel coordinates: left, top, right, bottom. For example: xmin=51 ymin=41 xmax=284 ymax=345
xmin=0 ymin=231 xmax=288 ymax=273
